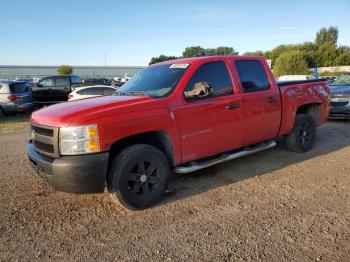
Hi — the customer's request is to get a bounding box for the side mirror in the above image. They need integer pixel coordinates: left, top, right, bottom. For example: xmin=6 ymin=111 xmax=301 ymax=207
xmin=36 ymin=83 xmax=43 ymax=88
xmin=184 ymin=81 xmax=214 ymax=100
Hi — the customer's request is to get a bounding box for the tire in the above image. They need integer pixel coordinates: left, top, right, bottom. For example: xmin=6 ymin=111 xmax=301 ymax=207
xmin=107 ymin=144 xmax=171 ymax=210
xmin=285 ymin=114 xmax=316 ymax=152
xmin=0 ymin=107 xmax=4 ymax=119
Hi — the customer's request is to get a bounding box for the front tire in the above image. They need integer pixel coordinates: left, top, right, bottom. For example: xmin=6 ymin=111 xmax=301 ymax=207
xmin=107 ymin=144 xmax=171 ymax=210
xmin=285 ymin=114 xmax=316 ymax=152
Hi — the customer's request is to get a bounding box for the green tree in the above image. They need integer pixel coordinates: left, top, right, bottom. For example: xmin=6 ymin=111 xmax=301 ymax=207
xmin=182 ymin=46 xmax=207 ymax=57
xmin=206 ymin=46 xmax=238 ymax=56
xmin=315 ymin=26 xmax=338 ymax=46
xmin=273 ymin=51 xmax=308 ymax=77
xmin=57 ymin=65 xmax=73 ymax=75
xmin=149 ymin=55 xmax=178 ymax=65
xmin=243 ymin=50 xmax=265 ymax=56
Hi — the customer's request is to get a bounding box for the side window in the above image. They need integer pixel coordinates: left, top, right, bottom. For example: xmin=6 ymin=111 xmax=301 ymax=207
xmin=38 ymin=78 xmax=54 ymax=87
xmin=55 ymin=77 xmax=69 ymax=86
xmin=184 ymin=61 xmax=233 ymax=99
xmin=10 ymin=83 xmax=28 ymax=93
xmin=76 ymin=88 xmax=88 ymax=95
xmin=71 ymin=76 xmax=81 ymax=84
xmin=87 ymin=87 xmax=103 ymax=95
xmin=103 ymin=88 xmax=115 ymax=95
xmin=235 ymin=60 xmax=270 ymax=92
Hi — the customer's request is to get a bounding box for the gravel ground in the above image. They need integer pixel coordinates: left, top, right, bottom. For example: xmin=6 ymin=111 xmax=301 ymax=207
xmin=0 ymin=121 xmax=349 ymax=261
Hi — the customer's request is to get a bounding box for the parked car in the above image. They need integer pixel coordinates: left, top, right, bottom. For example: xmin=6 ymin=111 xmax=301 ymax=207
xmin=68 ymin=85 xmax=117 ymax=101
xmin=31 ymin=75 xmax=82 ymax=103
xmin=329 ymin=75 xmax=350 ymax=119
xmin=81 ymin=78 xmax=112 ymax=86
xmin=0 ymin=80 xmax=36 ymax=117
xmin=28 ymin=56 xmax=329 ymax=210
xmin=278 ymin=75 xmax=315 ymax=81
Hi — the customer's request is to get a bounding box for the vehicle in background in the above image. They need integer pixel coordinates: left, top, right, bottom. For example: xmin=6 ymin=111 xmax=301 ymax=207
xmin=329 ymin=75 xmax=350 ymax=119
xmin=28 ymin=56 xmax=329 ymax=210
xmin=68 ymin=85 xmax=117 ymax=101
xmin=31 ymin=75 xmax=82 ymax=103
xmin=0 ymin=80 xmax=36 ymax=117
xmin=81 ymin=78 xmax=112 ymax=86
xmin=278 ymin=75 xmax=315 ymax=81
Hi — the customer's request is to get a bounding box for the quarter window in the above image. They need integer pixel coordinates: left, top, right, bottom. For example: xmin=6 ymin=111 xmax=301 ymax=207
xmin=235 ymin=60 xmax=270 ymax=92
xmin=184 ymin=61 xmax=233 ymax=99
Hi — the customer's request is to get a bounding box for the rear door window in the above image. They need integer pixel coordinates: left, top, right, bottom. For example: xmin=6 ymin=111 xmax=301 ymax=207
xmin=235 ymin=60 xmax=270 ymax=92
xmin=9 ymin=83 xmax=28 ymax=93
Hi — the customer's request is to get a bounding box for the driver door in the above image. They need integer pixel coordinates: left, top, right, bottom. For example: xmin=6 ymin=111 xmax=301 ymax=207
xmin=172 ymin=61 xmax=244 ymax=163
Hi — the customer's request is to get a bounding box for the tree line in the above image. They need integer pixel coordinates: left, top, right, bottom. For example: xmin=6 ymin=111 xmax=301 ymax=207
xmin=149 ymin=27 xmax=350 ymax=77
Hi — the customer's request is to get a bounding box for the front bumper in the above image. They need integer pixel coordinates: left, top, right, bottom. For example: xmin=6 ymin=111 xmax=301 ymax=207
xmin=2 ymin=101 xmax=36 ymax=114
xmin=329 ymin=106 xmax=350 ymax=119
xmin=27 ymin=142 xmax=109 ymax=193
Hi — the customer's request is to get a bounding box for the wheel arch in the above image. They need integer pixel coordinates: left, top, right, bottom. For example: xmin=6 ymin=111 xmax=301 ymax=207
xmin=108 ymin=130 xmax=174 ymax=166
xmin=295 ymin=102 xmax=322 ymax=125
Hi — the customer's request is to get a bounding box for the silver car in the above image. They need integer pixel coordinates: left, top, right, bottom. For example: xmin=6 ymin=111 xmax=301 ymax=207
xmin=0 ymin=80 xmax=36 ymax=118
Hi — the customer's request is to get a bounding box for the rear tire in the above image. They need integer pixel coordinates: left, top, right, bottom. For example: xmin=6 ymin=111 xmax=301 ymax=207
xmin=0 ymin=107 xmax=4 ymax=119
xmin=285 ymin=114 xmax=316 ymax=152
xmin=107 ymin=144 xmax=171 ymax=210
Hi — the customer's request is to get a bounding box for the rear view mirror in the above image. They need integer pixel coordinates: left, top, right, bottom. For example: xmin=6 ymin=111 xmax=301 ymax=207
xmin=184 ymin=81 xmax=214 ymax=100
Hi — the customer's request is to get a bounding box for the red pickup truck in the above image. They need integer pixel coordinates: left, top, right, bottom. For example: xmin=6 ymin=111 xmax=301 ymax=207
xmin=28 ymin=56 xmax=330 ymax=209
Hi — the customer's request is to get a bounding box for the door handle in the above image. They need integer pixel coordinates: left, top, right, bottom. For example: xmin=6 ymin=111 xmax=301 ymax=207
xmin=225 ymin=104 xmax=240 ymax=110
xmin=266 ymin=96 xmax=277 ymax=103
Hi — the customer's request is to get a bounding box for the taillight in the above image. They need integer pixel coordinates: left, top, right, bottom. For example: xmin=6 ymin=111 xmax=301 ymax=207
xmin=68 ymin=95 xmax=73 ymax=101
xmin=8 ymin=95 xmax=17 ymax=101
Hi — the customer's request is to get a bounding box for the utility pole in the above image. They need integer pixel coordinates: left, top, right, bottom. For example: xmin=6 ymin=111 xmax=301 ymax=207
xmin=104 ymin=50 xmax=107 ymax=66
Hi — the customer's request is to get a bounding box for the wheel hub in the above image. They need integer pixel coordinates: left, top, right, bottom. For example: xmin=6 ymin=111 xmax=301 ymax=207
xmin=140 ymin=174 xmax=147 ymax=183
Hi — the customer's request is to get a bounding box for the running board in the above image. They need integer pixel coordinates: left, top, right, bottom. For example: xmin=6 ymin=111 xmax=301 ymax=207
xmin=174 ymin=140 xmax=277 ymax=174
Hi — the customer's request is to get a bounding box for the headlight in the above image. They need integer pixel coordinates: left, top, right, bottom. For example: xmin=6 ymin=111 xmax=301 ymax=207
xmin=59 ymin=124 xmax=100 ymax=155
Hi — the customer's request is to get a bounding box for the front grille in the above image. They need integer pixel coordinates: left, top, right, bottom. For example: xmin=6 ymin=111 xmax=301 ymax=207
xmin=31 ymin=124 xmax=59 ymax=158
xmin=34 ymin=140 xmax=54 ymax=153
xmin=330 ymin=101 xmax=349 ymax=107
xmin=32 ymin=125 xmax=54 ymax=137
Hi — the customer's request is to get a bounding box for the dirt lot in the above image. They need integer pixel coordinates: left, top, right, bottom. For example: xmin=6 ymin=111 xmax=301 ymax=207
xmin=0 ymin=121 xmax=349 ymax=261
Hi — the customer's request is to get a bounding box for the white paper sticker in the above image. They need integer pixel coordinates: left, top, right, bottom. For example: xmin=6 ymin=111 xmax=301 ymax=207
xmin=169 ymin=63 xmax=189 ymax=69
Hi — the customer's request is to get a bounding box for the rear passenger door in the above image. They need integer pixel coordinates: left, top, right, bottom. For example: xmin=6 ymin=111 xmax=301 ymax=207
xmin=54 ymin=77 xmax=70 ymax=101
xmin=173 ymin=61 xmax=244 ymax=163
xmin=233 ymin=60 xmax=281 ymax=145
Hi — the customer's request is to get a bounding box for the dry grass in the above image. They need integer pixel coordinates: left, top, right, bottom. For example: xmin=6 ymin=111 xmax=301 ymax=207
xmin=0 ymin=113 xmax=31 ymax=133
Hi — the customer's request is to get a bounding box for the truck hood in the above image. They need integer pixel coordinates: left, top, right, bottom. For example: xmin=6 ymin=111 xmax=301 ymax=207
xmin=31 ymin=95 xmax=153 ymax=127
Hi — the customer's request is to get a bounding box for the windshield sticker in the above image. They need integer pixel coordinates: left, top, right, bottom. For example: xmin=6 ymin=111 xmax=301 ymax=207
xmin=170 ymin=63 xmax=189 ymax=69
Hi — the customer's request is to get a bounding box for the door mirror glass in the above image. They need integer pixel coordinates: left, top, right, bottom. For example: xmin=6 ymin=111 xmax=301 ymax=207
xmin=184 ymin=81 xmax=214 ymax=100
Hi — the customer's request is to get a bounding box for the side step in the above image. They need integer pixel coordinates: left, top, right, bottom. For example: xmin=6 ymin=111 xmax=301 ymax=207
xmin=174 ymin=140 xmax=277 ymax=174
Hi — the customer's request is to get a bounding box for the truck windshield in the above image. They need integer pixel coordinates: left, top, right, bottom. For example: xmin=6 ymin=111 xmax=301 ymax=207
xmin=117 ymin=64 xmax=189 ymax=98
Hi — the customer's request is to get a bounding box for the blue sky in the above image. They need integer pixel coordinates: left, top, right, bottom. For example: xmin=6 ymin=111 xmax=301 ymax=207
xmin=1 ymin=0 xmax=349 ymax=66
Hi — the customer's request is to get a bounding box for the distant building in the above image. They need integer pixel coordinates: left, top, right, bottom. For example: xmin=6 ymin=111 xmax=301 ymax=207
xmin=0 ymin=65 xmax=144 ymax=79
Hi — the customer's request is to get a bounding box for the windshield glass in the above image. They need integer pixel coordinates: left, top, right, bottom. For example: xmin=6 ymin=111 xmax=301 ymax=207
xmin=117 ymin=64 xmax=189 ymax=98
xmin=332 ymin=75 xmax=350 ymax=86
